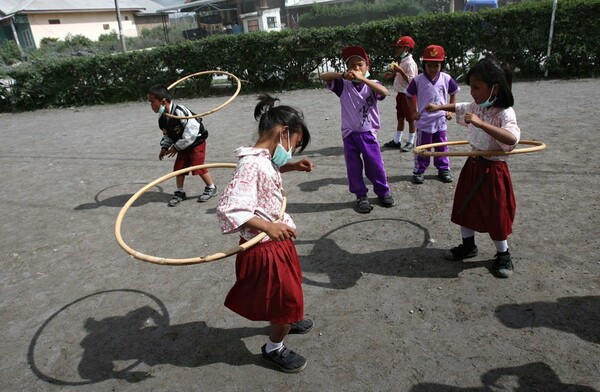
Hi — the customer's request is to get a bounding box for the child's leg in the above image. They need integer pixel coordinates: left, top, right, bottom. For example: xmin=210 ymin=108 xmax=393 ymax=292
xmin=200 ymin=172 xmax=214 ymax=187
xmin=491 ymin=236 xmax=513 ymax=277
xmin=433 ymin=130 xmax=450 ymax=171
xmin=359 ymin=132 xmax=391 ymax=198
xmin=445 ymin=226 xmax=478 ymax=260
xmin=176 ymin=174 xmax=185 ymax=190
xmin=267 ymin=323 xmax=291 ymax=349
xmin=263 ymin=322 xmax=306 ymax=373
xmin=343 ymin=134 xmax=368 ymax=198
xmin=413 ymin=130 xmax=432 ymax=174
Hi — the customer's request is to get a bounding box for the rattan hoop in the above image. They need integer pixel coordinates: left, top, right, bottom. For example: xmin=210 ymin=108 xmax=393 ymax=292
xmin=413 ymin=140 xmax=547 ymax=157
xmin=164 ymin=70 xmax=241 ymax=120
xmin=114 ymin=163 xmax=287 ymax=265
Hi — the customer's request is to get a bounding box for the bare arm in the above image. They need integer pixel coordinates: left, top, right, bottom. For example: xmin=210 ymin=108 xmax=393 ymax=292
xmin=280 ymin=159 xmax=315 ymax=173
xmin=242 ymin=217 xmax=297 ymax=241
xmin=465 ymin=114 xmax=518 ymax=145
xmin=426 ymin=102 xmax=456 ymax=113
xmin=320 ymin=72 xmax=344 ymax=83
xmin=350 ymin=70 xmax=388 ymax=96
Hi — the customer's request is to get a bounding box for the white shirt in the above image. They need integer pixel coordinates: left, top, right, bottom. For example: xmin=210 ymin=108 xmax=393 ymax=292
xmin=392 ymin=54 xmax=418 ymax=93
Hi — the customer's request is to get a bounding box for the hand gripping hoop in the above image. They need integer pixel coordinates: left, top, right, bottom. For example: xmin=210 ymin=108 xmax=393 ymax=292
xmin=412 ymin=140 xmax=547 ymax=157
xmin=163 ymin=70 xmax=242 ymax=120
xmin=114 ymin=163 xmax=287 ymax=265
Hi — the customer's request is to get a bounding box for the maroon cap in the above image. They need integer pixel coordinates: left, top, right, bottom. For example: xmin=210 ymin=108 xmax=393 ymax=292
xmin=423 ymin=45 xmax=445 ymax=61
xmin=391 ymin=36 xmax=415 ymax=49
xmin=342 ymin=46 xmax=370 ymax=66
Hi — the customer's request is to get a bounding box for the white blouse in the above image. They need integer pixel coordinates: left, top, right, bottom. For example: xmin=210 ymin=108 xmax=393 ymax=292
xmin=455 ymin=102 xmax=521 ymax=162
xmin=216 ymin=147 xmax=295 ymax=242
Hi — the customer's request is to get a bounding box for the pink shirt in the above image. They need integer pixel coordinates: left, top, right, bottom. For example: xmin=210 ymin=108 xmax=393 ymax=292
xmin=392 ymin=54 xmax=418 ymax=93
xmin=216 ymin=147 xmax=295 ymax=242
xmin=456 ymin=102 xmax=521 ymax=162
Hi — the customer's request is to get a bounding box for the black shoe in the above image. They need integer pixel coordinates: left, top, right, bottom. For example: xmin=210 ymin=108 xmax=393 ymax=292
xmin=412 ymin=173 xmax=424 ymax=184
xmin=384 ymin=140 xmax=401 ymax=149
xmin=493 ymin=251 xmax=514 ymax=278
xmin=168 ymin=191 xmax=187 ymax=207
xmin=289 ymin=319 xmax=314 ymax=334
xmin=198 ymin=185 xmax=217 ymax=202
xmin=378 ymin=194 xmax=395 ymax=208
xmin=261 ymin=344 xmax=307 ymax=373
xmin=444 ymin=244 xmax=478 ymax=260
xmin=438 ymin=170 xmax=454 ymax=183
xmin=400 ymin=141 xmax=414 ymax=152
xmin=356 ymin=197 xmax=373 ymax=213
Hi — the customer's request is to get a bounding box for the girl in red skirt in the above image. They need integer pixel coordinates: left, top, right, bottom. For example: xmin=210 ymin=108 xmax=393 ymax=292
xmin=216 ymin=94 xmax=314 ymax=372
xmin=426 ymin=55 xmax=520 ymax=278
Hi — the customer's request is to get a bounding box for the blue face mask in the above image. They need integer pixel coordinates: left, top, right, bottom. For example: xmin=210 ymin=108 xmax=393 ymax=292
xmin=400 ymin=51 xmax=409 ymax=59
xmin=158 ymin=104 xmax=166 ymax=115
xmin=478 ymin=87 xmax=497 ymax=109
xmin=271 ymin=131 xmax=293 ymax=167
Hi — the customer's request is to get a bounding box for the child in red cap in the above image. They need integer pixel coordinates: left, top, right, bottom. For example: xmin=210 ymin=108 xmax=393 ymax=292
xmin=320 ymin=46 xmax=395 ymax=214
xmin=384 ymin=35 xmax=419 ymax=152
xmin=404 ymin=44 xmax=460 ymax=184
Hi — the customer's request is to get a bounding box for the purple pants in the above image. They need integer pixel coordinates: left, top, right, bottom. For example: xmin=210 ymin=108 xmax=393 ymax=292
xmin=343 ymin=131 xmax=390 ymax=199
xmin=413 ymin=129 xmax=450 ymax=174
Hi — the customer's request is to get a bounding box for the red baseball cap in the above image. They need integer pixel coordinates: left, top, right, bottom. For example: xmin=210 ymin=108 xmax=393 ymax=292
xmin=423 ymin=45 xmax=445 ymax=61
xmin=342 ymin=46 xmax=370 ymax=66
xmin=391 ymin=36 xmax=415 ymax=49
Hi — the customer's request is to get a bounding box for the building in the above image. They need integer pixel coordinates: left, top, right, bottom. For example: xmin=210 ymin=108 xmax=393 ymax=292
xmin=0 ymin=0 xmax=165 ymax=50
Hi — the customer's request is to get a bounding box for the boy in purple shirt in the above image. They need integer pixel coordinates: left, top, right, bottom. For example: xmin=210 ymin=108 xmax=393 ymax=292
xmin=321 ymin=46 xmax=395 ymax=214
xmin=405 ymin=44 xmax=459 ymax=184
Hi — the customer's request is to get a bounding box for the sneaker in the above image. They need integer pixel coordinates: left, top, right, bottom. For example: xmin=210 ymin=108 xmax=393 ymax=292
xmin=378 ymin=194 xmax=395 ymax=208
xmin=412 ymin=173 xmax=424 ymax=184
xmin=383 ymin=140 xmax=401 ymax=149
xmin=444 ymin=244 xmax=478 ymax=261
xmin=438 ymin=170 xmax=454 ymax=183
xmin=289 ymin=319 xmax=314 ymax=334
xmin=198 ymin=185 xmax=217 ymax=202
xmin=168 ymin=191 xmax=187 ymax=207
xmin=356 ymin=197 xmax=373 ymax=213
xmin=261 ymin=344 xmax=307 ymax=373
xmin=493 ymin=251 xmax=514 ymax=278
xmin=400 ymin=141 xmax=414 ymax=152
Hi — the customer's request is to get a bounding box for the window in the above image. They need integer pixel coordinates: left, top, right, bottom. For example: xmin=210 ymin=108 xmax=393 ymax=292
xmin=124 ymin=16 xmax=129 ymax=21
xmin=247 ymin=19 xmax=259 ymax=32
xmin=48 ymin=19 xmax=61 ymax=24
xmin=103 ymin=24 xmax=110 ymax=30
xmin=267 ymin=17 xmax=277 ymax=28
xmin=22 ymin=30 xmax=34 ymax=48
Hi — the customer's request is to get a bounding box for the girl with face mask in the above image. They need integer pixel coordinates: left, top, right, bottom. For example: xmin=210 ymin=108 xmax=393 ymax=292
xmin=425 ymin=54 xmax=520 ymax=279
xmin=216 ymin=94 xmax=314 ymax=373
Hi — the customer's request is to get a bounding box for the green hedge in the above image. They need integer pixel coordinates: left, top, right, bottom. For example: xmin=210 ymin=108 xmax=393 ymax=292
xmin=1 ymin=0 xmax=598 ymax=112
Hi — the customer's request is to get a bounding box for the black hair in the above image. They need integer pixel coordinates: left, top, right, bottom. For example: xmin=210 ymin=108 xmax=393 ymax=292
xmin=148 ymin=84 xmax=172 ymax=102
xmin=254 ymin=94 xmax=311 ymax=153
xmin=466 ymin=54 xmax=514 ymax=108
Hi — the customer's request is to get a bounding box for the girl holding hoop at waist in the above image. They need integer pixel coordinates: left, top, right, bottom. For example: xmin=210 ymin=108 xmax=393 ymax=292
xmin=216 ymin=94 xmax=314 ymax=373
xmin=426 ymin=55 xmax=520 ymax=278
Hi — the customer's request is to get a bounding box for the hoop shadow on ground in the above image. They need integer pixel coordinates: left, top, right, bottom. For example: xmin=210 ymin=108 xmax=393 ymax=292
xmin=409 ymin=361 xmax=597 ymax=391
xmin=296 ymin=175 xmax=421 ymax=193
xmin=28 ymin=289 xmax=269 ymax=385
xmin=304 ymin=146 xmax=345 ymax=157
xmin=297 ymin=218 xmax=481 ymax=289
xmin=494 ymin=296 xmax=600 ymax=344
xmin=74 ymin=183 xmax=169 ymax=210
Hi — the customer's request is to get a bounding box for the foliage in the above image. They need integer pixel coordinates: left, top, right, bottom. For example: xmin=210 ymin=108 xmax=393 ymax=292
xmin=1 ymin=0 xmax=599 ymax=111
xmin=0 ymin=40 xmax=24 ymax=65
xmin=299 ymin=0 xmax=425 ymax=28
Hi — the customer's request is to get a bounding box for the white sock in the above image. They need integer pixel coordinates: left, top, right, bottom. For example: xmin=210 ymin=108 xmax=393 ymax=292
xmin=177 ymin=187 xmax=184 ymax=193
xmin=265 ymin=339 xmax=283 ymax=353
xmin=460 ymin=226 xmax=475 ymax=238
xmin=394 ymin=131 xmax=404 ymax=143
xmin=493 ymin=240 xmax=509 ymax=253
xmin=206 ymin=184 xmax=215 ymax=189
xmin=408 ymin=132 xmax=416 ymax=144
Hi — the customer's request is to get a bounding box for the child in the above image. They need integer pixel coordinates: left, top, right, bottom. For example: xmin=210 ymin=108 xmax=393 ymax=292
xmin=147 ymin=84 xmax=217 ymax=207
xmin=216 ymin=94 xmax=315 ymax=373
xmin=383 ymin=35 xmax=419 ymax=152
xmin=320 ymin=46 xmax=395 ymax=213
xmin=405 ymin=44 xmax=459 ymax=184
xmin=425 ymin=55 xmax=520 ymax=278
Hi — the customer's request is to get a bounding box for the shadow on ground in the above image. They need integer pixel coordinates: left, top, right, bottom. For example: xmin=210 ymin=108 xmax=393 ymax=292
xmin=409 ymin=361 xmax=598 ymax=391
xmin=495 ymin=296 xmax=600 ymax=344
xmin=28 ymin=289 xmax=269 ymax=385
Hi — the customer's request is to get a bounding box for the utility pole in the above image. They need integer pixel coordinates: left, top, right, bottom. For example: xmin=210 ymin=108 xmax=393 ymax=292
xmin=114 ymin=0 xmax=127 ymax=52
xmin=545 ymin=0 xmax=558 ymax=77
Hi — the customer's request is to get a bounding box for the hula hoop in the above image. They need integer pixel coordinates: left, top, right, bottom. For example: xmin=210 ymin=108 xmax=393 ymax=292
xmin=164 ymin=70 xmax=241 ymax=120
xmin=114 ymin=163 xmax=287 ymax=266
xmin=413 ymin=140 xmax=547 ymax=157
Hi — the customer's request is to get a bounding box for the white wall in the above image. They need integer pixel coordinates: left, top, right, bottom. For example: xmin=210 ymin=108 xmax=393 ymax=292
xmin=240 ymin=8 xmax=281 ymax=33
xmin=27 ymin=11 xmax=139 ymax=46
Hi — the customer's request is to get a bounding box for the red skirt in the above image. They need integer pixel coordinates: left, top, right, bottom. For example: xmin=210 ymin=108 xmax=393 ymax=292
xmin=451 ymin=156 xmax=516 ymax=241
xmin=225 ymin=238 xmax=304 ymax=324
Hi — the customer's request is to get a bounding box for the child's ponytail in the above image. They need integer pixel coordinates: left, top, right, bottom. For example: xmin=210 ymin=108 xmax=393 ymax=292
xmin=254 ymin=94 xmax=280 ymax=120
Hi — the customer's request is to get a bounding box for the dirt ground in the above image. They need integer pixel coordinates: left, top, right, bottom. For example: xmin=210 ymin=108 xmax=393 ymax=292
xmin=1 ymin=78 xmax=599 ymax=391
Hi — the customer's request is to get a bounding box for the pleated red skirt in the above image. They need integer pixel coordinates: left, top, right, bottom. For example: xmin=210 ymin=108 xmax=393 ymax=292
xmin=451 ymin=156 xmax=516 ymax=241
xmin=224 ymin=238 xmax=304 ymax=324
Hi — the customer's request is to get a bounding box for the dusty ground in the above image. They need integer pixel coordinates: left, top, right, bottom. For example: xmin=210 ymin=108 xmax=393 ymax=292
xmin=1 ymin=78 xmax=599 ymax=391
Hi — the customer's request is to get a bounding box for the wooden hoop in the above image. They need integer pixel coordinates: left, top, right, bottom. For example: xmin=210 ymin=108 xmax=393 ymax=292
xmin=164 ymin=70 xmax=241 ymax=120
xmin=413 ymin=140 xmax=547 ymax=157
xmin=114 ymin=163 xmax=287 ymax=266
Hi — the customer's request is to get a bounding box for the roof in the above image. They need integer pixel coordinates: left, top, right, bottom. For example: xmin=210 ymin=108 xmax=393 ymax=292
xmin=464 ymin=0 xmax=498 ymax=4
xmin=156 ymin=0 xmax=225 ymax=13
xmin=0 ymin=0 xmax=164 ymax=16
